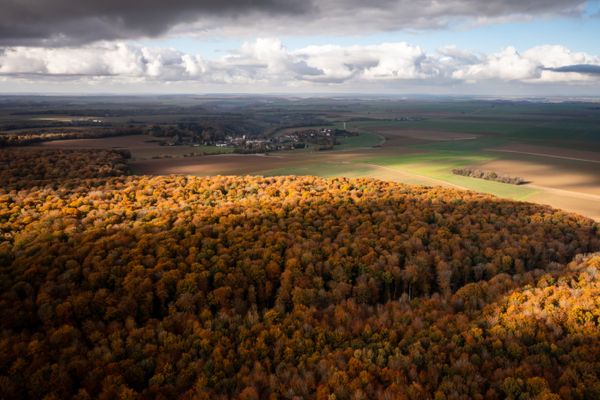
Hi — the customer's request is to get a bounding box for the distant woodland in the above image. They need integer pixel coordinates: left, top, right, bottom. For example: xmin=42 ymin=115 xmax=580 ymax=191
xmin=0 ymin=149 xmax=598 ymax=399
xmin=0 ymin=149 xmax=130 ymax=188
xmin=0 ymin=128 xmax=146 ymax=147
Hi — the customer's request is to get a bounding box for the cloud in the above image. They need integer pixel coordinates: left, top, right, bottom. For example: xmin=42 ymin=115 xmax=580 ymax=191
xmin=0 ymin=0 xmax=587 ymax=45
xmin=1 ymin=40 xmax=599 ymax=89
xmin=545 ymin=64 xmax=600 ymax=74
xmin=452 ymin=45 xmax=600 ymax=83
xmin=291 ymin=43 xmax=435 ymax=83
xmin=0 ymin=43 xmax=146 ymax=76
xmin=452 ymin=47 xmax=541 ymax=81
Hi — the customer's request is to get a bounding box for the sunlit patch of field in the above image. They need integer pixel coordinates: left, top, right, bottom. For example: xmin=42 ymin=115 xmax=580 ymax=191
xmin=360 ymin=151 xmax=538 ymax=200
xmin=260 ymin=162 xmax=375 ymax=179
xmin=361 ymin=140 xmax=600 ymax=219
xmin=260 ymin=161 xmax=437 ymax=186
xmin=527 ymin=191 xmax=600 ymax=221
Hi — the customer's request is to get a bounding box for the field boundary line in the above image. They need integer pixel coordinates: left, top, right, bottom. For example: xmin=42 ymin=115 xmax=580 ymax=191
xmin=489 ymin=149 xmax=600 ymax=164
xmin=525 ymin=184 xmax=600 ymax=202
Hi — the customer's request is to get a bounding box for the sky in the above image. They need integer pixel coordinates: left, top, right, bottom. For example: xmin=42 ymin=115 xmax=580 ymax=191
xmin=0 ymin=0 xmax=599 ymax=95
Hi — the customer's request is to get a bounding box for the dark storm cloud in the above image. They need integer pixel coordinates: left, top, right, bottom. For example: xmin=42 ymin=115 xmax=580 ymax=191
xmin=0 ymin=0 xmax=586 ymax=45
xmin=0 ymin=0 xmax=312 ymax=45
xmin=544 ymin=64 xmax=600 ymax=74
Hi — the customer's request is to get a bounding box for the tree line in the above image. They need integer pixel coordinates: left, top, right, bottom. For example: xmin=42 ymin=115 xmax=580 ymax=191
xmin=452 ymin=168 xmax=526 ymax=185
xmin=0 ymin=128 xmax=146 ymax=147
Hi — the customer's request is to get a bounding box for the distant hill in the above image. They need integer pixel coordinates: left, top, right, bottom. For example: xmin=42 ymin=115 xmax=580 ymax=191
xmin=0 ymin=149 xmax=598 ymax=399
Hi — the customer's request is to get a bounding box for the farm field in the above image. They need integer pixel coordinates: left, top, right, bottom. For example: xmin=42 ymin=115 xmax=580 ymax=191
xmin=357 ymin=126 xmax=479 ymax=141
xmin=34 ymin=134 xmax=234 ymax=159
xmin=130 ymin=140 xmax=600 ymax=219
xmin=130 ymin=122 xmax=599 ymax=219
xmin=489 ymin=142 xmax=600 ymax=163
xmin=476 ymin=156 xmax=600 ymax=195
xmin=333 ymin=131 xmax=385 ymax=149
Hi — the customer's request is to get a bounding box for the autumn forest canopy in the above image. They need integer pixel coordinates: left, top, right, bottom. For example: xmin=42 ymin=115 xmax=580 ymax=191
xmin=0 ymin=149 xmax=599 ymax=399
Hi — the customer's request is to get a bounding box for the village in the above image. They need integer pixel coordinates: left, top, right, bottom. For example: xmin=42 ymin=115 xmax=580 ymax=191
xmin=160 ymin=126 xmax=358 ymax=153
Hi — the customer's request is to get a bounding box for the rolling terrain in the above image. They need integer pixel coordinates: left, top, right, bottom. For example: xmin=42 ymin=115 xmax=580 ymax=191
xmin=3 ymin=97 xmax=584 ymax=219
xmin=0 ymin=149 xmax=599 ymax=398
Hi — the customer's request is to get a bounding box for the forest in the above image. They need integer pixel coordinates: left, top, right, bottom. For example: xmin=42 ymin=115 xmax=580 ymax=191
xmin=0 ymin=128 xmax=147 ymax=147
xmin=0 ymin=149 xmax=598 ymax=399
xmin=0 ymin=149 xmax=130 ymax=188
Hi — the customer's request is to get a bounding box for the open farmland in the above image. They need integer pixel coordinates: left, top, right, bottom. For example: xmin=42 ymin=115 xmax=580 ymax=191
xmin=476 ymin=154 xmax=600 ymax=196
xmin=130 ymin=139 xmax=600 ymax=220
xmin=33 ymin=134 xmax=234 ymax=159
xmin=360 ymin=126 xmax=479 ymax=141
xmin=489 ymin=142 xmax=600 ymax=163
xmin=4 ymin=96 xmax=600 ymax=220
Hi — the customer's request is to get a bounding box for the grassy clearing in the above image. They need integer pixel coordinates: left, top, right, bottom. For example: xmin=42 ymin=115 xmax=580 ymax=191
xmin=443 ymin=175 xmax=537 ymax=200
xmin=362 ymin=150 xmax=538 ymax=200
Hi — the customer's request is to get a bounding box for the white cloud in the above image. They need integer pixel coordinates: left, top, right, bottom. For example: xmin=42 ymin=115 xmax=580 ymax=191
xmin=452 ymin=47 xmax=540 ymax=81
xmin=0 ymin=43 xmax=146 ymax=76
xmin=181 ymin=54 xmax=207 ymax=77
xmin=452 ymin=45 xmax=600 ymax=83
xmin=524 ymin=45 xmax=596 ymax=68
xmin=1 ymin=39 xmax=599 ymax=89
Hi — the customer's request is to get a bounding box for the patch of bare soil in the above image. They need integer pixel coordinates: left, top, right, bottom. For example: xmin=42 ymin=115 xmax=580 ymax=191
xmin=477 ymin=158 xmax=600 ymax=196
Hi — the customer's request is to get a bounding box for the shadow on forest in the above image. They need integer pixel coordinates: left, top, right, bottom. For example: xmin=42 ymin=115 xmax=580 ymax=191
xmin=0 ymin=175 xmax=598 ymax=398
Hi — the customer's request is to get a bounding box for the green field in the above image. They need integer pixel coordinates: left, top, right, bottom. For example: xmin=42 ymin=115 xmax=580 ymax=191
xmin=348 ymin=115 xmax=600 ymax=151
xmin=362 ymin=151 xmax=538 ymax=200
xmin=334 ymin=132 xmax=384 ymax=150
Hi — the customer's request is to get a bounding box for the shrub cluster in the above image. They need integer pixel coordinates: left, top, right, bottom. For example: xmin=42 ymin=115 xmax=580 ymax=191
xmin=452 ymin=168 xmax=526 ymax=185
